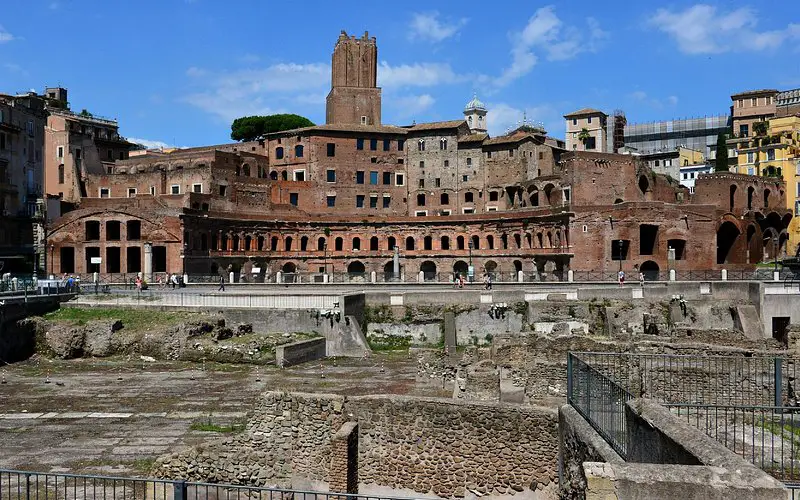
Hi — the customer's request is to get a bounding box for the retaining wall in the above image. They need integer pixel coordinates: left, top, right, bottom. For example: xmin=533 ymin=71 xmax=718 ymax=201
xmin=275 ymin=338 xmax=326 ymax=367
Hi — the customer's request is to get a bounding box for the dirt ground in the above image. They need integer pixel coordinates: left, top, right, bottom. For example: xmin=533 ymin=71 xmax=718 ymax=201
xmin=0 ymin=352 xmax=448 ymax=476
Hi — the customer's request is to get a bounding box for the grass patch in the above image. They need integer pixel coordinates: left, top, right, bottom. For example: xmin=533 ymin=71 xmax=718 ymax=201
xmin=44 ymin=307 xmax=194 ymax=331
xmin=190 ymin=416 xmax=246 ymax=433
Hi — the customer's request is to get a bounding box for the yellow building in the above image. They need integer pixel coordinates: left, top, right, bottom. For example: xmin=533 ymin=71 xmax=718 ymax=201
xmin=735 ymin=116 xmax=800 ymax=254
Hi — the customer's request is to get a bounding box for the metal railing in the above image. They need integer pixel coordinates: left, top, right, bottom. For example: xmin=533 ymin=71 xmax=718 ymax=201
xmin=667 ymin=404 xmax=800 ymax=483
xmin=573 ymin=352 xmax=799 ymax=407
xmin=570 ymin=352 xmax=800 ymax=487
xmin=0 ymin=469 xmax=416 ymax=500
xmin=567 ymin=353 xmax=633 ymax=458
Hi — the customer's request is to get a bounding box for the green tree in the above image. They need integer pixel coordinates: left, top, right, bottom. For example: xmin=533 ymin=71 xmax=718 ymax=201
xmin=753 ymin=121 xmax=768 ymax=136
xmin=79 ymin=108 xmax=93 ymax=118
xmin=577 ymin=127 xmax=591 ymax=146
xmin=714 ymin=132 xmax=729 ymax=172
xmin=230 ymin=114 xmax=315 ymax=141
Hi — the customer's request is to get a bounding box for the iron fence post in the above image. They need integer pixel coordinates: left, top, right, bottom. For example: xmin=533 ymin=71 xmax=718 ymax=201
xmin=173 ymin=480 xmax=187 ymax=500
xmin=775 ymin=357 xmax=783 ymax=407
xmin=25 ymin=473 xmax=31 ymax=500
xmin=567 ymin=353 xmax=573 ymax=403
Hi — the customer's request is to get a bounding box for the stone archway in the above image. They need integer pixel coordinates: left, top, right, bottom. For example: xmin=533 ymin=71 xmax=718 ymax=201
xmin=640 ymin=260 xmax=660 ymax=281
xmin=453 ymin=260 xmax=468 ymax=279
xmin=716 ymin=221 xmax=741 ymax=265
xmin=282 ymin=262 xmax=297 ymax=283
xmin=420 ymin=261 xmax=437 ymax=281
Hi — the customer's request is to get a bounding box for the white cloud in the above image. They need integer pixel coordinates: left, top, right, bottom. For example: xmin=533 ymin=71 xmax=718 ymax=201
xmin=127 ymin=137 xmax=178 ymax=150
xmin=627 ymin=90 xmax=679 ymax=109
xmin=487 ymin=102 xmax=562 ymax=137
xmin=494 ymin=6 xmax=607 ymax=88
xmin=408 ymin=12 xmax=468 ymax=43
xmin=186 ymin=66 xmax=207 ymax=77
xmin=378 ymin=62 xmax=465 ymax=88
xmin=649 ymin=4 xmax=800 ymax=54
xmin=183 ymin=62 xmax=330 ymax=122
xmin=394 ymin=94 xmax=436 ymax=119
xmin=2 ymin=63 xmax=27 ymax=76
xmin=0 ymin=25 xmax=14 ymax=43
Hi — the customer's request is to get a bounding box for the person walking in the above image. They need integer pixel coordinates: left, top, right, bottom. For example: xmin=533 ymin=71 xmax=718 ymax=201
xmin=218 ymin=274 xmax=226 ymax=292
xmin=617 ymin=270 xmax=625 ymax=287
xmin=639 ymin=271 xmax=645 ymax=287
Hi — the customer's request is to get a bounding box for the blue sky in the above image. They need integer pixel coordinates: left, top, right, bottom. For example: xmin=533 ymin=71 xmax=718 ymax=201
xmin=2 ymin=1 xmax=799 ymax=148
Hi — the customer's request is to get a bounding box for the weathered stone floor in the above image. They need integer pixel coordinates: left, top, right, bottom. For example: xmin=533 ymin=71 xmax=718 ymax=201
xmin=0 ymin=352 xmax=445 ymax=476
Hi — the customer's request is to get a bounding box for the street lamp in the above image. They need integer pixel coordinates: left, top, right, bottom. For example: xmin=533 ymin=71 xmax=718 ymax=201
xmin=49 ymin=244 xmax=54 ymax=278
xmin=617 ymin=239 xmax=624 ymax=273
xmin=774 ymin=237 xmax=779 ymax=274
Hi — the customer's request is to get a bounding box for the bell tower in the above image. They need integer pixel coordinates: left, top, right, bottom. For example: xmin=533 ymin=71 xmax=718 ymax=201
xmin=325 ymin=31 xmax=382 ymax=126
xmin=463 ymin=94 xmax=487 ymax=134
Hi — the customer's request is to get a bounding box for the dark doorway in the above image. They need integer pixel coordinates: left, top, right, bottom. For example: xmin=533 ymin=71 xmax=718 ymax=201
xmin=772 ymin=317 xmax=791 ymax=348
xmin=106 ymin=247 xmax=121 ymax=273
xmin=716 ymin=221 xmax=740 ymax=264
xmin=453 ymin=260 xmax=468 ymax=277
xmin=420 ymin=261 xmax=437 ymax=281
xmin=85 ymin=247 xmax=100 ymax=273
xmin=640 ymin=260 xmax=660 ymax=281
xmin=127 ymin=247 xmax=141 ymax=273
xmin=60 ymin=247 xmax=75 ymax=273
xmin=611 ymin=240 xmax=630 ymax=261
xmin=152 ymin=245 xmax=167 ymax=273
xmin=639 ymin=224 xmax=658 ymax=255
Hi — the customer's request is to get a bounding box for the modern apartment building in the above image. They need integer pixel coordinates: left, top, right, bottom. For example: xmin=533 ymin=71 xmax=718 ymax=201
xmin=563 ymin=108 xmax=608 ymax=152
xmin=0 ymin=92 xmax=47 ymax=273
xmin=623 ymin=115 xmax=731 ymax=161
xmin=734 ymin=115 xmax=800 ymax=254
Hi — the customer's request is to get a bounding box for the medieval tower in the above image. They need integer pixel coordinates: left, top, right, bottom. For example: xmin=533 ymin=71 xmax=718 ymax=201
xmin=325 ymin=31 xmax=382 ymax=126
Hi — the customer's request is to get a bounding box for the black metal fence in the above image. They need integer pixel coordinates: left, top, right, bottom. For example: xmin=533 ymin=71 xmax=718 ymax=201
xmin=569 ymin=352 xmax=800 ymax=488
xmin=667 ymin=404 xmax=800 ymax=483
xmin=567 ymin=353 xmax=633 ymax=458
xmin=0 ymin=469 xmax=416 ymax=500
xmin=573 ymin=352 xmax=799 ymax=407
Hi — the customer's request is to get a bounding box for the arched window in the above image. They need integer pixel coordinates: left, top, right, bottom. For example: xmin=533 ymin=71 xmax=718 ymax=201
xmin=388 ymin=236 xmax=397 ymax=250
xmin=370 ymin=236 xmax=379 ymax=251
xmin=242 ymin=164 xmax=251 ymax=177
xmin=281 ymin=171 xmax=288 ymax=181
xmin=211 ymin=234 xmax=218 ymax=250
xmin=284 ymin=236 xmax=293 ymax=252
xmin=294 ymin=145 xmax=304 ymax=157
xmin=487 ymin=235 xmax=494 ymax=250
xmin=57 ymin=164 xmax=65 ymax=184
xmin=352 ymin=237 xmax=361 ymax=251
xmin=271 ymin=236 xmax=279 ymax=251
xmin=501 ymin=234 xmax=508 ymax=249
xmin=317 ymin=237 xmax=326 ymax=251
xmin=514 ymin=234 xmax=522 ymax=249
xmin=406 ymin=236 xmax=415 ymax=250
xmin=275 ymin=147 xmax=284 ymax=159
xmin=417 ymin=193 xmax=426 ymax=206
xmin=257 ymin=235 xmax=265 ymax=251
xmin=471 ymin=235 xmax=480 ymax=249
xmin=525 ymin=233 xmax=532 ymax=248
xmin=244 ymin=235 xmax=251 ymax=251
xmin=764 ymin=189 xmax=770 ymax=208
xmin=457 ymin=235 xmax=465 ymax=250
xmin=221 ymin=234 xmax=229 ymax=250
xmin=441 ymin=236 xmax=450 ymax=250
xmin=300 ymin=236 xmax=308 ymax=251
xmin=270 ymin=171 xmax=278 ymax=180
xmin=235 ymin=165 xmax=241 ymax=176
xmin=335 ymin=237 xmax=343 ymax=251
xmin=200 ymin=233 xmax=208 ymax=250
xmin=424 ymin=235 xmax=433 ymax=250
xmin=440 ymin=193 xmax=450 ymax=205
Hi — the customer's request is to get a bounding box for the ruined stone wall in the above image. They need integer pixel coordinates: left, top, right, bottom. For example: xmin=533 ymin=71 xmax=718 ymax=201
xmin=155 ymin=392 xmax=559 ymax=498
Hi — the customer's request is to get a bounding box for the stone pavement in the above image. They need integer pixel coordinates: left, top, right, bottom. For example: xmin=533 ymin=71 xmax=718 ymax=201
xmin=0 ymin=353 xmax=433 ymax=476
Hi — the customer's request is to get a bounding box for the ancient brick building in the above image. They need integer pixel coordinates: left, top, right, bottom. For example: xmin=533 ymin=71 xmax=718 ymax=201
xmin=44 ymin=31 xmax=793 ymax=282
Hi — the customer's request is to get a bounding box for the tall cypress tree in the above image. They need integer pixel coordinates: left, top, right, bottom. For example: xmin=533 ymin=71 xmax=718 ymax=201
xmin=714 ymin=133 xmax=729 ymax=172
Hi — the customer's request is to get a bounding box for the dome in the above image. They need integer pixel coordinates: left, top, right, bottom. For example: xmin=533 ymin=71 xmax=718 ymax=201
xmin=464 ymin=94 xmax=486 ymax=112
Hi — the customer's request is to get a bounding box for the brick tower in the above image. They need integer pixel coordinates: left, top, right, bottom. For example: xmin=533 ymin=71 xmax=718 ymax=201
xmin=325 ymin=31 xmax=382 ymax=126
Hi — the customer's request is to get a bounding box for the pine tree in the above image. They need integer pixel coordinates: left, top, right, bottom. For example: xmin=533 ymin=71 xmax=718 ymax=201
xmin=714 ymin=133 xmax=729 ymax=172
